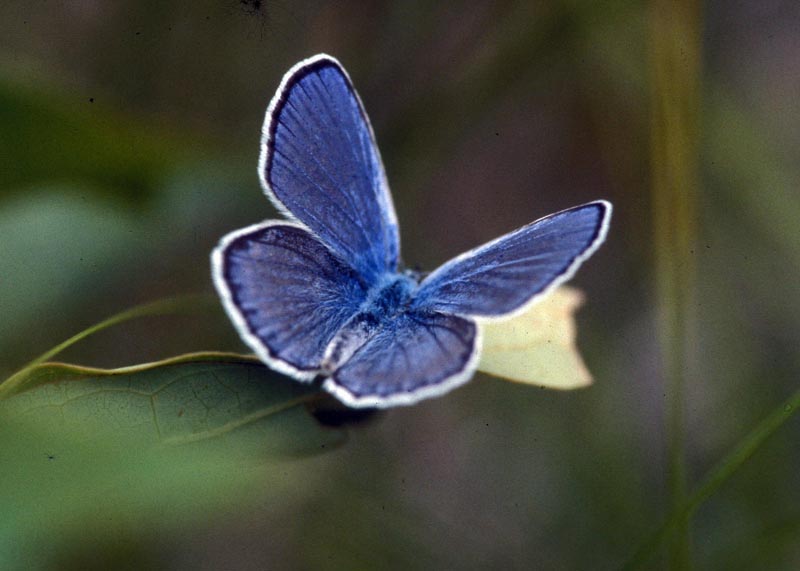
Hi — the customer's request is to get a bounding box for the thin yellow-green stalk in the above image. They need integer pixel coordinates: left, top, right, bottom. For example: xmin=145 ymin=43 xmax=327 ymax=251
xmin=649 ymin=0 xmax=702 ymax=568
xmin=0 ymin=293 xmax=216 ymax=398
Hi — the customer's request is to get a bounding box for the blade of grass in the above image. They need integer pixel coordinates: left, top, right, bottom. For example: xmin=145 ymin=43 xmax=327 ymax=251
xmin=649 ymin=0 xmax=702 ymax=568
xmin=623 ymin=387 xmax=800 ymax=570
xmin=0 ymin=293 xmax=217 ymax=398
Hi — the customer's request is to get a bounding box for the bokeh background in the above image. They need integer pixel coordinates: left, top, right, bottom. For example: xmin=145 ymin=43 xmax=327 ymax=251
xmin=1 ymin=1 xmax=799 ymax=569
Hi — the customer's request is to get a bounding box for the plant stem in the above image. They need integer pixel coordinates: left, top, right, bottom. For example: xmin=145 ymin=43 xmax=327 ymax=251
xmin=623 ymin=387 xmax=800 ymax=570
xmin=649 ymin=0 xmax=702 ymax=568
xmin=0 ymin=293 xmax=216 ymax=397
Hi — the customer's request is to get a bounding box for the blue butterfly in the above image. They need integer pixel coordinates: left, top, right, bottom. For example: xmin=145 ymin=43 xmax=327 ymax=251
xmin=212 ymin=54 xmax=612 ymax=408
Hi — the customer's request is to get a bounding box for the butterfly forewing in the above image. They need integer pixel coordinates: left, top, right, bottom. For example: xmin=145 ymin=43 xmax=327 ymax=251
xmin=412 ymin=201 xmax=611 ymax=318
xmin=260 ymin=55 xmax=400 ymax=285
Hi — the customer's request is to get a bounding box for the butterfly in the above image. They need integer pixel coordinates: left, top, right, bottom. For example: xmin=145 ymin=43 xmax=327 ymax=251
xmin=212 ymin=54 xmax=612 ymax=408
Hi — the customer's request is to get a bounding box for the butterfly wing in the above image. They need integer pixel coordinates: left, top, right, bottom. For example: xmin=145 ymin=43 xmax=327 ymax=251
xmin=212 ymin=222 xmax=368 ymax=380
xmin=260 ymin=54 xmax=400 ymax=285
xmin=412 ymin=201 xmax=611 ymax=317
xmin=324 ymin=310 xmax=479 ymax=408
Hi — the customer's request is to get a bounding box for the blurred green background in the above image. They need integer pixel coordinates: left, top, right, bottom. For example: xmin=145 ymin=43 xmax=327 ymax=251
xmin=1 ymin=1 xmax=798 ymax=569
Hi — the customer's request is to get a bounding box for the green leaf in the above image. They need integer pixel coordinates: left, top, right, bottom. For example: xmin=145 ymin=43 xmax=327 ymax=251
xmin=0 ymin=351 xmax=338 ymax=451
xmin=0 ymin=353 xmax=342 ymax=568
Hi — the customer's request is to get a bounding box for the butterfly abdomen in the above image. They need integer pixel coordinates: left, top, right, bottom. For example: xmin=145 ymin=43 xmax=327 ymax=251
xmin=321 ymin=273 xmax=417 ymax=373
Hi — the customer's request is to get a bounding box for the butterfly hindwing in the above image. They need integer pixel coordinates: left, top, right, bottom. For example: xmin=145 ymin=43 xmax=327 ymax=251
xmin=325 ymin=310 xmax=479 ymax=408
xmin=412 ymin=201 xmax=611 ymax=318
xmin=260 ymin=54 xmax=400 ymax=285
xmin=212 ymin=222 xmax=368 ymax=380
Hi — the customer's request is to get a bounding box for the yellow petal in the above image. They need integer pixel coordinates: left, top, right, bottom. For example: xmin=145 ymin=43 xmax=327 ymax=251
xmin=477 ymin=286 xmax=592 ymax=390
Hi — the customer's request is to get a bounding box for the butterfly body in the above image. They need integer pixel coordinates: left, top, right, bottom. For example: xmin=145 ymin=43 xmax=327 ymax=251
xmin=361 ymin=272 xmax=417 ymax=319
xmin=321 ymin=272 xmax=417 ymax=372
xmin=212 ymin=54 xmax=612 ymax=408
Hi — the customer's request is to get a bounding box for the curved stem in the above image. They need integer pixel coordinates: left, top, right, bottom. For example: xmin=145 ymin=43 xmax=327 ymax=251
xmin=623 ymin=386 xmax=800 ymax=570
xmin=0 ymin=293 xmax=216 ymax=397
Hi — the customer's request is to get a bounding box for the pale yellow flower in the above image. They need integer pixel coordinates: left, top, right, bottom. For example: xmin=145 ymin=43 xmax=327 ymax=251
xmin=478 ymin=286 xmax=592 ymax=390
